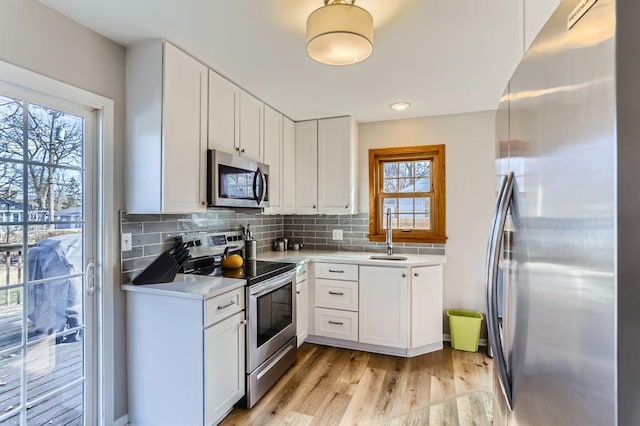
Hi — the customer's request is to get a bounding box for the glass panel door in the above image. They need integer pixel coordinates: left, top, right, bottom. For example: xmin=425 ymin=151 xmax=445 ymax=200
xmin=256 ymin=283 xmax=293 ymax=348
xmin=0 ymin=91 xmax=95 ymax=425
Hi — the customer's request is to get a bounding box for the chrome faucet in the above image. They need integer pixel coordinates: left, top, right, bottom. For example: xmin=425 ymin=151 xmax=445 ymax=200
xmin=385 ymin=207 xmax=393 ymax=256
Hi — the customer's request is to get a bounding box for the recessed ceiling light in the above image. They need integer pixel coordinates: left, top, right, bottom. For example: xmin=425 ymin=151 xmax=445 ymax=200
xmin=390 ymin=102 xmax=411 ymax=111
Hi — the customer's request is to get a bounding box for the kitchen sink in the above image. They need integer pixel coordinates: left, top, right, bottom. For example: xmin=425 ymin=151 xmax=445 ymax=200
xmin=369 ymin=255 xmax=408 ymax=261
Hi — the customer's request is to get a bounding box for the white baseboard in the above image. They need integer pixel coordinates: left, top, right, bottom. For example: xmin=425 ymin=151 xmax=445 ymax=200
xmin=114 ymin=414 xmax=129 ymax=426
xmin=443 ymin=333 xmax=488 ymax=346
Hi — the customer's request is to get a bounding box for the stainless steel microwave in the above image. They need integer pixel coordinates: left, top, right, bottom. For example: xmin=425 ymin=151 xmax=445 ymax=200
xmin=207 ymin=149 xmax=270 ymax=208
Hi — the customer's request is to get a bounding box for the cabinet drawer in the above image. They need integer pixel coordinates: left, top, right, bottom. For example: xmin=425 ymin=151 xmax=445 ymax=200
xmin=315 ymin=279 xmax=358 ymax=311
xmin=205 ymin=287 xmax=245 ymax=327
xmin=314 ymin=262 xmax=358 ymax=281
xmin=314 ymin=308 xmax=358 ymax=341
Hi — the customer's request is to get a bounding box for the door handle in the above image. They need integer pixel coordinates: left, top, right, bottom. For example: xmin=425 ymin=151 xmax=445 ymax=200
xmin=486 ymin=172 xmax=514 ymax=410
xmin=86 ymin=259 xmax=96 ymax=296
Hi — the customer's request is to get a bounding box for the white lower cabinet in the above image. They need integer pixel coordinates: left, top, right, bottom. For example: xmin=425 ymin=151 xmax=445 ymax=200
xmin=314 ymin=307 xmax=358 ymax=341
xmin=125 ymin=286 xmax=245 ymax=426
xmin=315 ymin=278 xmax=358 ymax=311
xmin=410 ymin=265 xmax=443 ymax=348
xmin=307 ymin=262 xmax=444 ymax=357
xmin=205 ymin=311 xmax=245 ymax=425
xmin=359 ymin=266 xmax=408 ymax=348
xmin=296 ymin=280 xmax=308 ymax=346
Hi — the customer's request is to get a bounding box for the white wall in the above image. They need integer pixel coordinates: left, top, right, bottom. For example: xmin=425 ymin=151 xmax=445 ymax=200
xmin=524 ymin=0 xmax=560 ymax=51
xmin=358 ymin=111 xmax=496 ymax=318
xmin=0 ymin=0 xmax=127 ymax=422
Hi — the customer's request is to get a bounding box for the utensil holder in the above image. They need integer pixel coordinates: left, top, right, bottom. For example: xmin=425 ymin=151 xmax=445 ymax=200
xmin=245 ymin=239 xmax=257 ymax=260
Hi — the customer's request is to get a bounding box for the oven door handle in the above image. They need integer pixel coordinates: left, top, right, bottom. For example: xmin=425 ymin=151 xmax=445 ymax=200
xmin=250 ymin=270 xmax=297 ymax=297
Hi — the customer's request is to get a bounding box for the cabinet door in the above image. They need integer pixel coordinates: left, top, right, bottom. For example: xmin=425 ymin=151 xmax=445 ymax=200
xmin=239 ymin=90 xmax=264 ymax=161
xmin=411 ymin=265 xmax=443 ymax=347
xmin=263 ymin=105 xmax=283 ymax=214
xmin=282 ymin=117 xmax=296 ymax=214
xmin=204 ymin=311 xmax=245 ymax=426
xmin=295 ymin=120 xmax=318 ymax=214
xmin=208 ymin=70 xmax=239 ymax=154
xmin=359 ymin=266 xmax=408 ymax=348
xmin=318 ymin=117 xmax=355 ymax=214
xmin=296 ymin=280 xmax=308 ymax=347
xmin=162 ymin=43 xmax=207 ymax=213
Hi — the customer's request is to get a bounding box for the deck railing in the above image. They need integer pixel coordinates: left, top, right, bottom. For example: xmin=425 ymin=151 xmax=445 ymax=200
xmin=0 ymin=244 xmax=24 ymax=306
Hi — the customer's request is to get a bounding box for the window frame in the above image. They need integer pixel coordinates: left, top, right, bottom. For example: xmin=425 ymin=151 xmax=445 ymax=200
xmin=368 ymin=145 xmax=447 ymax=244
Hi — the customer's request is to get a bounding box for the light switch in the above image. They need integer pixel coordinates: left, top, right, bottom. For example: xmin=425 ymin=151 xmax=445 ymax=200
xmin=332 ymin=229 xmax=343 ymax=241
xmin=122 ymin=233 xmax=133 ymax=252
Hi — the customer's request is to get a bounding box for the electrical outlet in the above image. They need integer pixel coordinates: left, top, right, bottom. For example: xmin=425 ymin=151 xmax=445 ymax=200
xmin=122 ymin=233 xmax=132 ymax=252
xmin=332 ymin=229 xmax=343 ymax=241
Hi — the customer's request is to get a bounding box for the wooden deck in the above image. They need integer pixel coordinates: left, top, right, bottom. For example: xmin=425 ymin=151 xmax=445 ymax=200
xmin=0 ymin=306 xmax=83 ymax=426
xmin=222 ymin=342 xmax=493 ymax=425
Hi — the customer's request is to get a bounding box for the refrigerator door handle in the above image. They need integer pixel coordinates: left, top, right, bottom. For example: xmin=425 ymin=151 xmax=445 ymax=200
xmin=486 ymin=171 xmax=514 ymax=410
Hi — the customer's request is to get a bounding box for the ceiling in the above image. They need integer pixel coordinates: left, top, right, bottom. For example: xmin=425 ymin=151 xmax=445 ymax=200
xmin=39 ymin=0 xmax=525 ymax=122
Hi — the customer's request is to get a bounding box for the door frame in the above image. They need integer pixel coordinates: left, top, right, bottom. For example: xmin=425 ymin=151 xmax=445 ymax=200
xmin=0 ymin=59 xmax=116 ymax=425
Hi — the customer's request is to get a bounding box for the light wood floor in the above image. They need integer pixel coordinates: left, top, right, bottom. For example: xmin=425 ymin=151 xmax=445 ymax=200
xmin=221 ymin=343 xmax=493 ymax=426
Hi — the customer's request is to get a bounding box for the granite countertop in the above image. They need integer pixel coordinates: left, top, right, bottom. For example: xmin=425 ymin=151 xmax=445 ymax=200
xmin=121 ymin=274 xmax=246 ymax=300
xmin=257 ymin=250 xmax=447 ymax=267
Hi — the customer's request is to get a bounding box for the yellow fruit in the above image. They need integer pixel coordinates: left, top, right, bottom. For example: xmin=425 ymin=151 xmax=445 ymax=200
xmin=224 ymin=267 xmax=244 ymax=278
xmin=221 ymin=254 xmax=244 ymax=269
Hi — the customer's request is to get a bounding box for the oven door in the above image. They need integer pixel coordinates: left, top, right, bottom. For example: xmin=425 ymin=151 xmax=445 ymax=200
xmin=208 ymin=149 xmax=270 ymax=208
xmin=247 ymin=270 xmax=296 ymax=372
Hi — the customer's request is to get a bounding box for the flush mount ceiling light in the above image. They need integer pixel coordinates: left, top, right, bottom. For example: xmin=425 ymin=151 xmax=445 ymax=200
xmin=306 ymin=0 xmax=374 ymax=66
xmin=390 ymin=102 xmax=411 ymax=111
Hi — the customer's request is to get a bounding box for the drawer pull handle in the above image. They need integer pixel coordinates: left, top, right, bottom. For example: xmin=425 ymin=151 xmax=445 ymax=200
xmin=328 ymin=269 xmax=344 ymax=273
xmin=217 ymin=300 xmax=236 ymax=310
xmin=328 ymin=291 xmax=344 ymax=296
xmin=328 ymin=320 xmax=344 ymax=326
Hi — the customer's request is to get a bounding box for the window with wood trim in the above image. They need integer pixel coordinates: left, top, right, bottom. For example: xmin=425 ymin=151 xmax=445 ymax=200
xmin=368 ymin=145 xmax=446 ymax=243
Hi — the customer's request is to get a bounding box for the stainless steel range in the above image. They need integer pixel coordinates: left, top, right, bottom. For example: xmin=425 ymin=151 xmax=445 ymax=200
xmin=180 ymin=231 xmax=297 ymax=408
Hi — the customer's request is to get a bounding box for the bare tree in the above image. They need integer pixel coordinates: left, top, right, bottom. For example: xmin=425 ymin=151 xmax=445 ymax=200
xmin=0 ymin=96 xmax=83 ymax=226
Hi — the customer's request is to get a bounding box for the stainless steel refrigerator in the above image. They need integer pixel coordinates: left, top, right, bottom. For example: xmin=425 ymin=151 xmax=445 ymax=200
xmin=487 ymin=0 xmax=640 ymax=424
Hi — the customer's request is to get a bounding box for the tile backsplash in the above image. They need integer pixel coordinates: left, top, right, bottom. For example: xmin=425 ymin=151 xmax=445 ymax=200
xmin=120 ymin=209 xmax=283 ymax=284
xmin=282 ymin=213 xmax=446 ymax=255
xmin=120 ymin=210 xmax=445 ymax=284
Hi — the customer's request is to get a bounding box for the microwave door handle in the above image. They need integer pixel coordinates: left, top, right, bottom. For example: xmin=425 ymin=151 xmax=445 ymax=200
xmin=253 ymin=167 xmax=267 ymax=206
xmin=252 ymin=170 xmax=261 ymax=204
xmin=258 ymin=168 xmax=267 ymax=205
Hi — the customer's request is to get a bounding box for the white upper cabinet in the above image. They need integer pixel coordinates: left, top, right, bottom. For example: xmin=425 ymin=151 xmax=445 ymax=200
xmin=239 ymin=90 xmax=264 ymax=162
xmin=318 ymin=117 xmax=357 ymax=214
xmin=126 ymin=40 xmax=207 ymax=213
xmin=263 ymin=105 xmax=283 ymax=214
xmin=294 ymin=116 xmax=357 ymax=215
xmin=208 ymin=70 xmax=239 ymax=154
xmin=282 ymin=117 xmax=296 ymax=214
xmin=295 ymin=120 xmax=319 ymax=214
xmin=208 ymin=71 xmax=264 ymax=162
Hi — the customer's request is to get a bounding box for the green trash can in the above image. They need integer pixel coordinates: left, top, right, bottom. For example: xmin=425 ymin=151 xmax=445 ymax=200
xmin=447 ymin=309 xmax=484 ymax=352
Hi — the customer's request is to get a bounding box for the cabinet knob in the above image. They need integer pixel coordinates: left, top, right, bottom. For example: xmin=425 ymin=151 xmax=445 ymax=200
xmin=240 ymin=319 xmax=247 ymax=325
xmin=414 ymin=273 xmax=419 ymax=277
xmin=296 ymin=290 xmax=300 ymax=294
xmin=402 ymin=273 xmax=406 ymax=278
xmin=235 ymin=146 xmax=240 ymax=151
xmin=312 ymin=205 xmax=316 ymax=209
xmin=201 ymin=201 xmax=206 ymax=206
xmin=241 ymin=148 xmax=245 ymax=153
xmin=345 ymin=205 xmax=349 ymax=209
